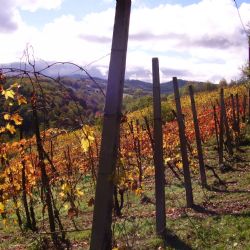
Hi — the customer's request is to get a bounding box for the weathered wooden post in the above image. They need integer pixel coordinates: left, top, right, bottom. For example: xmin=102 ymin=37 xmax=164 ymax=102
xmin=248 ymin=35 xmax=250 ymax=123
xmin=248 ymin=88 xmax=250 ymax=123
xmin=213 ymin=105 xmax=219 ymax=151
xmin=90 ymin=1 xmax=131 ymax=249
xmin=219 ymin=90 xmax=224 ymax=166
xmin=188 ymin=85 xmax=207 ymax=188
xmin=221 ymin=89 xmax=233 ymax=155
xmin=235 ymin=93 xmax=240 ymax=133
xmin=152 ymin=58 xmax=166 ymax=235
xmin=173 ymin=77 xmax=194 ymax=207
xmin=242 ymin=95 xmax=247 ymax=123
xmin=248 ymin=35 xmax=250 ymax=80
xmin=230 ymin=94 xmax=237 ymax=131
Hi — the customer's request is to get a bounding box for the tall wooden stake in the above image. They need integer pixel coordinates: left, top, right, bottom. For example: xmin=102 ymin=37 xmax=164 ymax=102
xmin=221 ymin=89 xmax=233 ymax=155
xmin=152 ymin=58 xmax=166 ymax=235
xmin=235 ymin=93 xmax=240 ymax=133
xmin=248 ymin=88 xmax=250 ymax=123
xmin=247 ymin=36 xmax=250 ymax=123
xmin=219 ymin=90 xmax=224 ymax=166
xmin=90 ymin=1 xmax=131 ymax=249
xmin=173 ymin=77 xmax=194 ymax=207
xmin=188 ymin=85 xmax=207 ymax=188
xmin=248 ymin=35 xmax=250 ymax=80
xmin=230 ymin=94 xmax=237 ymax=131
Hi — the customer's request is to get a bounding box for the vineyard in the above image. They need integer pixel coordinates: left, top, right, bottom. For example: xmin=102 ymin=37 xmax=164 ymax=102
xmin=1 ymin=65 xmax=250 ymax=249
xmin=1 ymin=0 xmax=250 ymax=249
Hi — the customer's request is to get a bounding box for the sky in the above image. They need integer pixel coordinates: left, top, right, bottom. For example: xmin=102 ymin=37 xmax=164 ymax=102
xmin=0 ymin=0 xmax=250 ymax=83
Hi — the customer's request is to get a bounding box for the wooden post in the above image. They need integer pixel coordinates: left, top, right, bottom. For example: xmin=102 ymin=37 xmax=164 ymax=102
xmin=219 ymin=90 xmax=224 ymax=166
xmin=219 ymin=88 xmax=233 ymax=164
xmin=235 ymin=93 xmax=240 ymax=133
xmin=221 ymin=90 xmax=233 ymax=155
xmin=90 ymin=1 xmax=131 ymax=249
xmin=242 ymin=95 xmax=247 ymax=123
xmin=173 ymin=77 xmax=194 ymax=207
xmin=248 ymin=35 xmax=250 ymax=80
xmin=230 ymin=94 xmax=237 ymax=131
xmin=248 ymin=88 xmax=250 ymax=123
xmin=188 ymin=85 xmax=207 ymax=188
xmin=152 ymin=58 xmax=166 ymax=235
xmin=248 ymin=36 xmax=250 ymax=123
xmin=213 ymin=105 xmax=219 ymax=151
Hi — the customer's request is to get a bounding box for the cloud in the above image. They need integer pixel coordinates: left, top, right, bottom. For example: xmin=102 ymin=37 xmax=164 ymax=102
xmin=125 ymin=66 xmax=152 ymax=81
xmin=130 ymin=32 xmax=243 ymax=49
xmin=78 ymin=34 xmax=111 ymax=43
xmin=0 ymin=0 xmax=63 ymax=33
xmin=0 ymin=0 xmax=19 ymax=32
xmin=180 ymin=34 xmax=244 ymax=49
xmin=130 ymin=32 xmax=186 ymax=41
xmin=161 ymin=68 xmax=193 ymax=78
xmin=0 ymin=0 xmax=250 ymax=83
xmin=16 ymin=0 xmax=63 ymax=12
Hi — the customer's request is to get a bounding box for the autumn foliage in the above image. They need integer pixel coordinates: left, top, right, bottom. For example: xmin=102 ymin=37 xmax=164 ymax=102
xmin=0 ymin=70 xmax=249 ymax=248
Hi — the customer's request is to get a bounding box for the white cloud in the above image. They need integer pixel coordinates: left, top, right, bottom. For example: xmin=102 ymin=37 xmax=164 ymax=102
xmin=16 ymin=0 xmax=63 ymax=12
xmin=127 ymin=0 xmax=250 ymax=82
xmin=0 ymin=0 xmax=250 ymax=83
xmin=0 ymin=0 xmax=63 ymax=32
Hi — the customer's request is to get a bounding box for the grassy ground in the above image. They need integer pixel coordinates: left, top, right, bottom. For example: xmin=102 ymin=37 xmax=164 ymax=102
xmin=0 ymin=126 xmax=250 ymax=249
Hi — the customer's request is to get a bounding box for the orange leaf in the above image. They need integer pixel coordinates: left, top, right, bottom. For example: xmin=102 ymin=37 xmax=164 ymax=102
xmin=0 ymin=127 xmax=6 ymax=133
xmin=11 ymin=113 xmax=23 ymax=125
xmin=17 ymin=95 xmax=27 ymax=105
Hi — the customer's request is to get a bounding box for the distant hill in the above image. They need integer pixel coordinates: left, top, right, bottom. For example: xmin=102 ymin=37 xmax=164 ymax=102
xmin=123 ymin=78 xmax=216 ymax=95
xmin=2 ymin=61 xmax=216 ymax=95
xmin=1 ymin=63 xmax=218 ymax=135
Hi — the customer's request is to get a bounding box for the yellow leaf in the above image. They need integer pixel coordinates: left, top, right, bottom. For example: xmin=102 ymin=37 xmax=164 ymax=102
xmin=176 ymin=162 xmax=183 ymax=168
xmin=11 ymin=113 xmax=23 ymax=125
xmin=15 ymin=183 xmax=21 ymax=191
xmin=64 ymin=203 xmax=69 ymax=210
xmin=88 ymin=135 xmax=95 ymax=141
xmin=16 ymin=201 xmax=22 ymax=208
xmin=2 ymin=89 xmax=15 ymax=100
xmin=3 ymin=114 xmax=11 ymax=120
xmin=59 ymin=192 xmax=65 ymax=197
xmin=81 ymin=138 xmax=90 ymax=152
xmin=11 ymin=82 xmax=20 ymax=88
xmin=6 ymin=123 xmax=16 ymax=134
xmin=61 ymin=183 xmax=70 ymax=192
xmin=164 ymin=157 xmax=171 ymax=164
xmin=2 ymin=219 xmax=7 ymax=227
xmin=0 ymin=202 xmax=5 ymax=214
xmin=76 ymin=188 xmax=84 ymax=197
xmin=135 ymin=188 xmax=143 ymax=196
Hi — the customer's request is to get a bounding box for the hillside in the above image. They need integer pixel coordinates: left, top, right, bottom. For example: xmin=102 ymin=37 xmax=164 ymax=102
xmin=1 ymin=74 xmax=218 ymax=136
xmin=1 ymin=77 xmax=105 ymax=136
